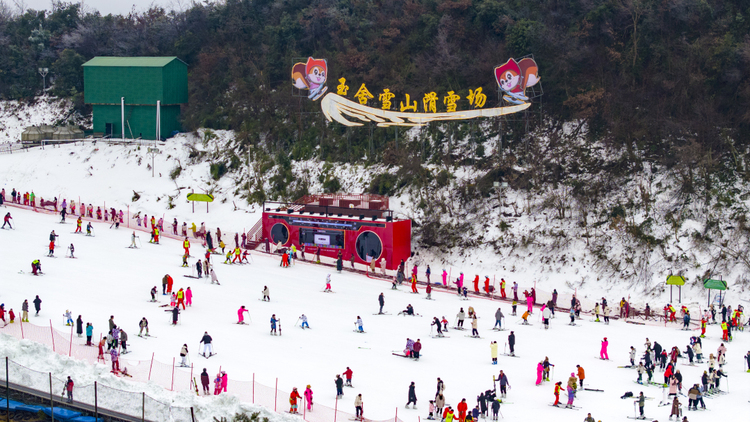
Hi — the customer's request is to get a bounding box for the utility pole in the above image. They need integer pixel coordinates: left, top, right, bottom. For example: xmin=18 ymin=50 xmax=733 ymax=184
xmin=148 ymin=147 xmax=161 ymax=177
xmin=38 ymin=67 xmax=49 ymax=91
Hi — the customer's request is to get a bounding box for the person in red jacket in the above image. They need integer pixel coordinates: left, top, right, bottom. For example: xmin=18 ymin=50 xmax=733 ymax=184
xmin=289 ymin=387 xmax=302 ymax=413
xmin=484 ymin=277 xmax=491 ymax=296
xmin=413 ymin=339 xmax=422 ymax=359
xmin=473 ymin=275 xmax=480 ymax=293
xmin=411 ymin=274 xmax=419 ymax=293
xmin=553 ymin=381 xmax=562 ymax=406
xmin=343 ymin=367 xmax=354 ymax=386
xmin=457 ymin=398 xmax=468 ymax=422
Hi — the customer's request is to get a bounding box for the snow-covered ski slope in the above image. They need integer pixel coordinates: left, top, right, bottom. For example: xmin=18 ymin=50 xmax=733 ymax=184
xmin=0 ymin=206 xmax=748 ymax=422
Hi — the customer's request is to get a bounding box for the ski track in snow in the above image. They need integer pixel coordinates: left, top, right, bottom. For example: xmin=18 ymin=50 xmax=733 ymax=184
xmin=0 ymin=207 xmax=747 ymax=422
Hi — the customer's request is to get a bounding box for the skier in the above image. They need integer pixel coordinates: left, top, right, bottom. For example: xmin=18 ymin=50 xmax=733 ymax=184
xmin=171 ymin=305 xmax=180 ymax=325
xmin=21 ymin=300 xmax=28 ymax=322
xmin=355 ymin=316 xmax=364 ymax=333
xmin=2 ymin=212 xmax=12 ymax=229
xmin=183 ymin=237 xmax=191 ymax=256
xmin=304 ymin=385 xmax=314 ymax=411
xmin=196 ymin=260 xmax=203 ymax=278
xmin=238 ymin=306 xmax=249 ymax=324
xmin=490 ymin=341 xmax=498 ymax=364
xmin=535 ymin=361 xmax=544 ymax=385
xmin=496 ymin=370 xmax=510 ymax=397
xmin=508 ymin=331 xmax=516 ymax=356
xmin=119 ymin=329 xmax=128 ymax=353
xmin=33 ymin=295 xmax=42 ymax=316
xmin=324 ymin=274 xmax=332 ymax=292
xmin=64 ymin=376 xmax=74 ymax=403
xmin=378 ymin=293 xmax=385 ymax=314
xmin=426 ymin=282 xmax=432 ymax=299
xmin=600 ymin=337 xmax=609 ymax=360
xmin=200 ymin=368 xmax=210 ymax=394
xmin=471 ymin=316 xmax=479 ymax=337
xmin=213 ymin=373 xmax=222 ymax=395
xmin=494 ymin=308 xmax=504 ymax=329
xmin=262 ymin=286 xmax=270 ymax=301
xmin=210 ymin=268 xmax=220 ymax=285
xmin=334 ymin=375 xmax=344 ymax=398
xmin=299 ymin=314 xmax=309 ymax=329
xmin=576 ymin=365 xmax=585 ymax=387
xmin=289 ymin=387 xmax=302 ymax=413
xmin=177 ymin=288 xmax=186 ymax=310
xmin=138 ymin=318 xmax=149 ymax=336
xmin=406 ymin=382 xmax=418 ymax=409
xmin=110 ymin=348 xmax=120 ymax=373
xmin=68 ymin=244 xmax=75 ymax=258
xmin=343 ymin=367 xmax=353 ymax=386
xmin=565 ymin=373 xmax=577 ymax=408
xmin=354 ymin=394 xmax=363 ymax=420
xmin=200 ymin=332 xmax=214 ymax=357
xmin=411 ymin=274 xmax=419 ymax=293
xmin=63 ymin=310 xmax=73 ymax=326
xmin=456 ymin=308 xmax=465 ymax=328
xmin=86 ymin=222 xmax=92 ymax=235
xmin=431 ymin=317 xmax=444 ymax=336
xmin=270 ymin=314 xmax=278 ymax=335
xmin=542 ymin=306 xmax=551 ymax=329
xmin=552 ymin=381 xmax=562 ymax=406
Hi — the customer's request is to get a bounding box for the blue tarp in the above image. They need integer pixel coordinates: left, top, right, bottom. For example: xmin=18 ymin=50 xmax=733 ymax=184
xmin=70 ymin=416 xmax=103 ymax=422
xmin=42 ymin=406 xmax=83 ymax=420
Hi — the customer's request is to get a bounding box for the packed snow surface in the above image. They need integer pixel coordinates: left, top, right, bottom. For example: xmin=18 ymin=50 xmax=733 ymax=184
xmin=0 ymin=206 xmax=748 ymax=422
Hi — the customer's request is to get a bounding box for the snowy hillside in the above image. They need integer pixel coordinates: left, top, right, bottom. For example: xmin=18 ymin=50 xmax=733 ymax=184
xmin=0 ymin=206 xmax=748 ymax=422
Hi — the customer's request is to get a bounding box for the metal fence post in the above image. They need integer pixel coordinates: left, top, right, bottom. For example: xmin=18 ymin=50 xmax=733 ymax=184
xmin=148 ymin=353 xmax=154 ymax=380
xmin=334 ymin=396 xmax=337 ymax=422
xmin=170 ymin=358 xmax=175 ymax=391
xmin=6 ymin=357 xmax=9 ymax=422
xmin=252 ymin=373 xmax=255 ymax=403
xmin=49 ymin=372 xmax=54 ymax=422
xmin=142 ymin=392 xmax=145 ymax=421
xmin=68 ymin=324 xmax=73 ymax=356
xmin=94 ymin=381 xmax=98 ymax=419
xmin=274 ymin=378 xmax=278 ymax=412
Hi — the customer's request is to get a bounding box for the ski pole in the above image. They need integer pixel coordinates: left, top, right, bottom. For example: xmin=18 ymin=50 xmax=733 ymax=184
xmin=295 ymin=317 xmax=300 ymax=327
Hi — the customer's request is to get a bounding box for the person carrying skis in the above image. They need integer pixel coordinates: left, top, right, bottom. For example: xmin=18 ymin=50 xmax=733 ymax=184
xmin=200 ymin=331 xmax=214 ymax=356
xmin=343 ymin=367 xmax=353 ymax=386
xmin=238 ymin=306 xmax=249 ymax=324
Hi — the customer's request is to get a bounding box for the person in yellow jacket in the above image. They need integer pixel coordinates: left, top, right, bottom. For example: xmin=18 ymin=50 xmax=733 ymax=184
xmin=490 ymin=341 xmax=498 ymax=364
xmin=176 ymin=288 xmax=186 ymax=310
xmin=75 ymin=216 xmax=82 ymax=233
xmin=183 ymin=237 xmax=191 ymax=256
xmin=224 ymin=250 xmax=232 ymax=264
xmin=153 ymin=227 xmax=160 ymax=243
xmin=553 ymin=381 xmax=563 ymax=406
xmin=232 ymin=246 xmax=242 ymax=263
xmin=721 ymin=321 xmax=728 ymax=341
xmin=219 ymin=240 xmax=226 ymax=254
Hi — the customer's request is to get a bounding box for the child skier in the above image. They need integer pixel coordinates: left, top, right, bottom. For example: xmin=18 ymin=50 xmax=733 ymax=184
xmin=299 ymin=314 xmax=309 ymax=329
xmin=63 ymin=310 xmax=73 ymax=326
xmin=86 ymin=222 xmax=93 ymax=236
xmin=324 ymin=274 xmax=332 ymax=292
xmin=68 ymin=244 xmax=75 ymax=258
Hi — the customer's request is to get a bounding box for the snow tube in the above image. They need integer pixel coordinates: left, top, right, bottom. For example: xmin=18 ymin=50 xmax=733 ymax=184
xmin=41 ymin=407 xmax=82 ymax=420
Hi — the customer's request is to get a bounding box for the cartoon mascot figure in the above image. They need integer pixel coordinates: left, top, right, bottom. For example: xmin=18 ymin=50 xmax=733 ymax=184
xmin=292 ymin=57 xmax=328 ymax=101
xmin=494 ymin=58 xmax=540 ymax=105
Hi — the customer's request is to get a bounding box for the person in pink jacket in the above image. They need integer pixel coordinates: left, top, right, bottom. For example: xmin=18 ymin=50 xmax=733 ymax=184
xmin=535 ymin=361 xmax=544 ymax=385
xmin=600 ymin=337 xmax=609 ymax=360
xmin=304 ymin=385 xmax=314 ymax=411
xmin=238 ymin=306 xmax=249 ymax=324
xmin=185 ymin=287 xmax=193 ymax=307
xmin=221 ymin=371 xmax=228 ymax=393
xmin=454 ymin=273 xmax=464 ymax=295
xmin=442 ymin=269 xmax=448 ymax=286
xmin=526 ymin=295 xmax=534 ymax=314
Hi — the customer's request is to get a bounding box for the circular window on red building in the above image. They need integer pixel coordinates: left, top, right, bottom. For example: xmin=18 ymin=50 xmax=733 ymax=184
xmin=355 ymin=231 xmax=382 ymax=261
xmin=270 ymin=223 xmax=289 ymax=245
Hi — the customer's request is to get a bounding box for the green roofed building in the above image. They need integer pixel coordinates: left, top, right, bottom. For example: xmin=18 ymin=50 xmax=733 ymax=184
xmin=83 ymin=57 xmax=188 ymax=140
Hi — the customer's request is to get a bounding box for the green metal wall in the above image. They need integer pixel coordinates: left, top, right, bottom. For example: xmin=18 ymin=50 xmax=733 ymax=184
xmin=92 ymin=104 xmax=181 ymax=140
xmin=83 ymin=57 xmax=187 ymax=105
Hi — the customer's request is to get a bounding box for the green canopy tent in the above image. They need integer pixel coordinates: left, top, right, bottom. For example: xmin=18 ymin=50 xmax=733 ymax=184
xmin=666 ymin=274 xmax=686 ymax=303
xmin=703 ymin=278 xmax=728 ymax=307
